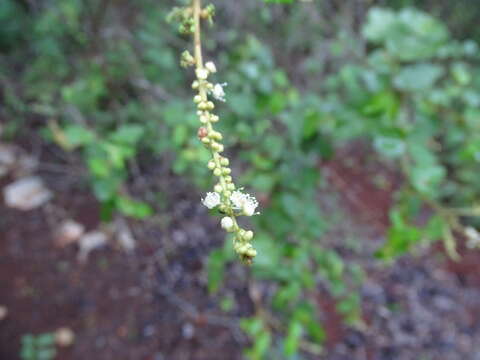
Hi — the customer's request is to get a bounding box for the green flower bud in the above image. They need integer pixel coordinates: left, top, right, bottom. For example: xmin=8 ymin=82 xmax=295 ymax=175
xmin=220 ymin=158 xmax=229 ymax=166
xmin=213 ymin=168 xmax=222 ymax=177
xmin=211 ymin=142 xmax=220 ymax=151
xmin=225 ymin=176 xmax=232 ymax=183
xmin=207 ymin=160 xmax=216 ymax=170
xmin=239 ymin=244 xmax=249 ymax=254
xmin=214 ymin=184 xmax=223 ymax=193
xmin=201 ymin=137 xmax=210 ymax=144
xmin=210 ymin=115 xmax=219 ymax=122
xmin=192 ymin=81 xmax=199 ymax=89
xmin=198 ymin=102 xmax=208 ymax=110
xmin=217 ymin=144 xmax=224 ymax=153
xmin=246 ymin=248 xmax=257 ymax=257
xmin=244 ymin=230 xmax=254 ymax=241
xmin=194 ymin=95 xmax=202 ymax=103
xmin=227 ymin=183 xmax=235 ymax=191
xmin=207 ymin=101 xmax=215 ymax=110
xmin=222 ymin=168 xmax=231 ymax=175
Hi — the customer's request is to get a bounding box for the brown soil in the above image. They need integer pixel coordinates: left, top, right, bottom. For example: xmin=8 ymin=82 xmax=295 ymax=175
xmin=2 ymin=139 xmax=480 ymax=360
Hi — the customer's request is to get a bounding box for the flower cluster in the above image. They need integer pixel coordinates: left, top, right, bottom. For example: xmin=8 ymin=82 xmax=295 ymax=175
xmin=175 ymin=1 xmax=259 ymax=263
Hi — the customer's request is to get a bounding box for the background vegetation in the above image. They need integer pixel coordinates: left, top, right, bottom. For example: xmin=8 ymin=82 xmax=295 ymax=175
xmin=2 ymin=0 xmax=480 ymax=359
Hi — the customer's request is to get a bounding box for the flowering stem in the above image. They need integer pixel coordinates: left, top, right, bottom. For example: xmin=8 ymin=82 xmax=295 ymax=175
xmin=177 ymin=0 xmax=259 ymax=263
xmin=193 ymin=0 xmax=203 ymax=68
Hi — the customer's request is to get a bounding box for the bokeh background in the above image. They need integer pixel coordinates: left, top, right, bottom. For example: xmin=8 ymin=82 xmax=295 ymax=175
xmin=2 ymin=0 xmax=480 ymax=359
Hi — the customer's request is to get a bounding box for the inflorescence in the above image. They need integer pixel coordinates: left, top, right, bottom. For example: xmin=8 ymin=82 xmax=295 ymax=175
xmin=170 ymin=0 xmax=259 ymax=264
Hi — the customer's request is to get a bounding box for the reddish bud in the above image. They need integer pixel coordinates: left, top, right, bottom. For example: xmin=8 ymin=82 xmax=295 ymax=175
xmin=197 ymin=127 xmax=208 ymax=139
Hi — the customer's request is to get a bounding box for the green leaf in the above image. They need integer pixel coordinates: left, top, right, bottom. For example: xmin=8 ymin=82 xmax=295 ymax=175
xmin=36 ymin=333 xmax=55 ymax=346
xmin=87 ymin=157 xmax=110 ymax=178
xmin=207 ymin=249 xmax=226 ymax=294
xmin=109 ymin=124 xmax=144 ymax=145
xmin=376 ymin=210 xmax=423 ymax=260
xmin=364 ymin=8 xmax=449 ymax=61
xmin=363 ymin=7 xmax=396 ymax=43
xmin=64 ymin=125 xmax=95 ymax=148
xmin=362 ymin=91 xmax=399 ymax=119
xmin=253 ymin=331 xmax=272 ymax=359
xmin=37 ymin=348 xmax=57 ymax=360
xmin=451 ymin=62 xmax=471 ymax=86
xmin=116 ymin=196 xmax=153 ymax=219
xmin=409 ymin=164 xmax=445 ymax=198
xmin=173 ymin=125 xmax=189 ymax=147
xmin=284 ymin=321 xmax=303 ymax=356
xmin=92 ymin=178 xmax=120 ymax=201
xmin=374 ymin=136 xmax=405 ymax=158
xmin=20 ymin=347 xmax=35 ymax=360
xmin=393 ymin=63 xmax=444 ymax=92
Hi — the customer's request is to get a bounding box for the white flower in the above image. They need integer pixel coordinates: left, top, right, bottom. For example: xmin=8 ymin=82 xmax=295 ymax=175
xmin=230 ymin=190 xmax=259 ymax=216
xmin=211 ymin=83 xmax=227 ymax=102
xmin=465 ymin=226 xmax=480 ymax=249
xmin=196 ymin=68 xmax=209 ymax=80
xmin=221 ymin=216 xmax=234 ymax=231
xmin=205 ymin=61 xmax=217 ymax=73
xmin=202 ymin=192 xmax=220 ymax=209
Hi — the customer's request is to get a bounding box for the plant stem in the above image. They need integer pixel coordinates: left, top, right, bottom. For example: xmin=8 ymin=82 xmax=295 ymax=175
xmin=193 ymin=0 xmax=203 ymax=68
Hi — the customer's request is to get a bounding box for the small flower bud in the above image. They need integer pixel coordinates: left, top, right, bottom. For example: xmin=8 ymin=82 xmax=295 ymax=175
xmin=207 ymin=101 xmax=215 ymax=110
xmin=198 ymin=102 xmax=208 ymax=110
xmin=200 ymin=115 xmax=208 ymax=124
xmin=221 ymin=216 xmax=234 ymax=231
xmin=227 ymin=183 xmax=235 ymax=191
xmin=205 ymin=61 xmax=217 ymax=73
xmin=193 ymin=95 xmax=202 ymax=103
xmin=214 ymin=184 xmax=223 ymax=193
xmin=197 ymin=127 xmax=208 ymax=139
xmin=220 ymin=158 xmax=229 ymax=166
xmin=222 ymin=168 xmax=231 ymax=175
xmin=210 ymin=115 xmax=219 ymax=122
xmin=192 ymin=81 xmax=199 ymax=89
xmin=207 ymin=160 xmax=216 ymax=170
xmin=213 ymin=168 xmax=222 ymax=176
xmin=239 ymin=244 xmax=249 ymax=254
xmin=196 ymin=68 xmax=209 ymax=80
xmin=225 ymin=176 xmax=232 ymax=183
xmin=201 ymin=137 xmax=210 ymax=144
xmin=217 ymin=144 xmax=224 ymax=153
xmin=243 ymin=230 xmax=254 ymax=241
xmin=246 ymin=248 xmax=257 ymax=257
xmin=180 ymin=50 xmax=195 ymax=67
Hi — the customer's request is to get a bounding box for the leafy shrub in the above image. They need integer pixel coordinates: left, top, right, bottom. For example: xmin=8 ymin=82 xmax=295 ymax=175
xmin=3 ymin=1 xmax=480 ymax=359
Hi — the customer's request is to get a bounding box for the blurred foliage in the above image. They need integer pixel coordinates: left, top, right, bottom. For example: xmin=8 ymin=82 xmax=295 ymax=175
xmin=20 ymin=333 xmax=56 ymax=360
xmin=2 ymin=0 xmax=480 ymax=358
